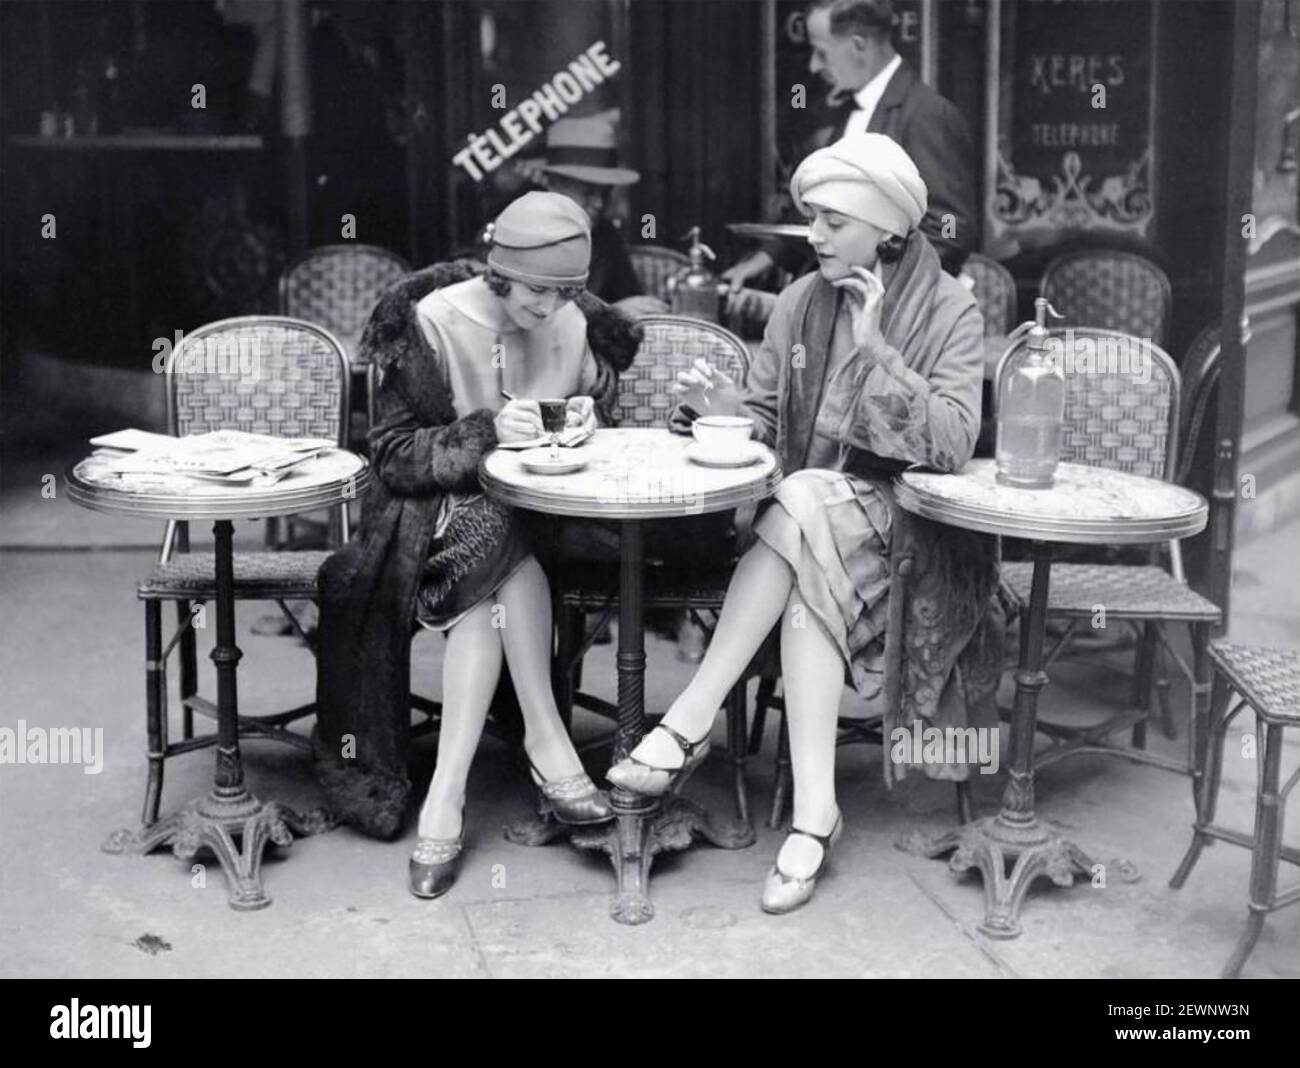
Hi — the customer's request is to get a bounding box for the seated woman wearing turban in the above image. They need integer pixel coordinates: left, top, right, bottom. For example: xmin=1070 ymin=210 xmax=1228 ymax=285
xmin=607 ymin=135 xmax=985 ymax=914
xmin=316 ymin=192 xmax=621 ymax=900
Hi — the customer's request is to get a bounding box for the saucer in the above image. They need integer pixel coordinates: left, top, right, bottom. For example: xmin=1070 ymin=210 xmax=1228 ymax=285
xmin=684 ymin=441 xmax=763 ymax=468
xmin=520 ymin=448 xmax=587 ymax=475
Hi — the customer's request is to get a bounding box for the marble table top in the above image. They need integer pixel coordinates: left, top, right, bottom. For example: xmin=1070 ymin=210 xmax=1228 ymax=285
xmin=480 ymin=427 xmax=782 ymax=519
xmin=895 ymin=458 xmax=1207 ymax=544
xmin=66 ymin=448 xmax=368 ymax=522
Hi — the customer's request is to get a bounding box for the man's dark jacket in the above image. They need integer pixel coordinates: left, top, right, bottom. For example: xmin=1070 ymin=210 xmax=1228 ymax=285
xmin=774 ymin=60 xmax=976 ymax=275
xmin=588 ymin=215 xmax=644 ymax=304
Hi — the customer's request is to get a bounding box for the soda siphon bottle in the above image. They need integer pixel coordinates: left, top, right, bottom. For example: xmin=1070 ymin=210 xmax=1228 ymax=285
xmin=666 ymin=227 xmax=724 ymax=322
xmin=995 ymin=298 xmax=1065 ymax=489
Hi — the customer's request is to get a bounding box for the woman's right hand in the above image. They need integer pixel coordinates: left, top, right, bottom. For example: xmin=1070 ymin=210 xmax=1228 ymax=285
xmin=494 ymin=399 xmax=543 ymax=442
xmin=670 ymin=358 xmax=741 ymax=417
xmin=721 ymin=250 xmax=775 ymax=294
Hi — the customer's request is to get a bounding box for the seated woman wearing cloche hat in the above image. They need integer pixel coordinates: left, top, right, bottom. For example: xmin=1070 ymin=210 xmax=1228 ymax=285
xmin=315 ymin=192 xmax=631 ymax=900
xmin=607 ymin=134 xmax=988 ymax=914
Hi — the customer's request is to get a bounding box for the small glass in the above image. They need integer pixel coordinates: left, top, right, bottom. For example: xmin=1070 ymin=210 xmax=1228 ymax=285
xmin=539 ymin=398 xmax=567 ymax=460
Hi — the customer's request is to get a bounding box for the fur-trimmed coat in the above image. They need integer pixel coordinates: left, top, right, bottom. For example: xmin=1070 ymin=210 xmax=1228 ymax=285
xmin=313 ymin=261 xmax=641 ymax=839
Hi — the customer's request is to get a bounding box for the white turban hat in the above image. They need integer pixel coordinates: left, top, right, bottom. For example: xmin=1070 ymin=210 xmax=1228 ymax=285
xmin=790 ymin=133 xmax=928 ymax=238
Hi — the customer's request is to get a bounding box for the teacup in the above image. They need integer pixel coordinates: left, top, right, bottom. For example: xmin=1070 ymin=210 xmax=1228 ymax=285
xmin=692 ymin=415 xmax=753 ymax=455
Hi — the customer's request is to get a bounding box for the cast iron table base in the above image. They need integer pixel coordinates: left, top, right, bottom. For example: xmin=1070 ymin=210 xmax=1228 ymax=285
xmin=504 ymin=519 xmax=754 ymax=923
xmin=506 ymin=792 xmax=755 ymax=925
xmin=103 ymin=780 xmax=333 ymax=910
xmin=897 ymin=545 xmax=1140 ymax=937
xmin=100 ymin=520 xmax=333 ymax=909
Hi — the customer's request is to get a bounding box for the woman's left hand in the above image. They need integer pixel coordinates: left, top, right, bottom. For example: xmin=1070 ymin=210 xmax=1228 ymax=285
xmin=565 ymin=395 xmax=597 ymax=432
xmin=833 ymin=266 xmax=886 ymax=352
xmin=834 ymin=267 xmax=910 ymax=378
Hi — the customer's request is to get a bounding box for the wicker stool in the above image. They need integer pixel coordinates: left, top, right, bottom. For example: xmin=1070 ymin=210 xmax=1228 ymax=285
xmin=1169 ymin=641 xmax=1300 ymax=978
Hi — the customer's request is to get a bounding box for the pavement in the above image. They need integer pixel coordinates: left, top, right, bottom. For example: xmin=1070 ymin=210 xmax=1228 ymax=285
xmin=1 ymin=401 xmax=1297 ymax=978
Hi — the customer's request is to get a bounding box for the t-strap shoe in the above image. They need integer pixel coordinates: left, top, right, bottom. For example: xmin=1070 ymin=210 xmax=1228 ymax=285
xmin=760 ymin=810 xmax=844 ymax=915
xmin=409 ymin=836 xmax=464 ymax=900
xmin=605 ymin=723 xmax=711 ymax=798
xmin=528 ymin=757 xmax=614 ymax=825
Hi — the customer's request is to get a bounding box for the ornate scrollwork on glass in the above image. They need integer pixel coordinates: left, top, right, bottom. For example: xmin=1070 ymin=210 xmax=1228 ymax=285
xmin=993 ymin=149 xmax=1154 ymax=237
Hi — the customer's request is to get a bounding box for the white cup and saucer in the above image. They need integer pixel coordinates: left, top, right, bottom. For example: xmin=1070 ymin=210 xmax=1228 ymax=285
xmin=684 ymin=415 xmax=763 ymax=467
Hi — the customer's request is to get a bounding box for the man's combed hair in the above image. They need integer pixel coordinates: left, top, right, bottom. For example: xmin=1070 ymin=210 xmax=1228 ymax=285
xmin=807 ymin=0 xmax=896 ymax=39
xmin=483 ymin=265 xmax=584 ymax=302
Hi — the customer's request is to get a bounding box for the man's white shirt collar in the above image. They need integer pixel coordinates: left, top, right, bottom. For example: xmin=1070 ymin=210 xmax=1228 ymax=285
xmin=847 ymin=53 xmax=903 ymax=131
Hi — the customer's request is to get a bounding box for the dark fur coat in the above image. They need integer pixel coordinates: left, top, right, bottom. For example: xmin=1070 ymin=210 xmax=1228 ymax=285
xmin=313 ymin=261 xmax=641 ymax=839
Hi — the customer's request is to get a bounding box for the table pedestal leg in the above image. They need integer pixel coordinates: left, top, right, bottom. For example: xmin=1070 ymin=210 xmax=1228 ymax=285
xmin=897 ymin=543 xmax=1132 ymax=938
xmin=103 ymin=520 xmax=332 ymax=909
xmin=523 ymin=519 xmax=754 ymax=924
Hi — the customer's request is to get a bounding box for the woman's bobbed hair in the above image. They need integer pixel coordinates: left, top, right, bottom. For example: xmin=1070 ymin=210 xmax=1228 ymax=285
xmin=483 ymin=266 xmax=585 ymax=302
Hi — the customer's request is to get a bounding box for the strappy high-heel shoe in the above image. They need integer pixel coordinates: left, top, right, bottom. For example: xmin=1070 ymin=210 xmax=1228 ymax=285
xmin=605 ymin=723 xmax=711 ymax=798
xmin=760 ymin=809 xmax=843 ymax=915
xmin=528 ymin=756 xmax=614 ymax=825
xmin=409 ymin=835 xmax=464 ymax=900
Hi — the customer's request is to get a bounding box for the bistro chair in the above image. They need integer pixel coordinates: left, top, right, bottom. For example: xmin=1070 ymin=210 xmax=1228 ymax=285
xmin=279 ymin=244 xmax=411 ymax=366
xmin=552 ymin=314 xmax=754 ymax=828
xmin=1169 ymin=641 xmax=1300 ymax=979
xmin=962 ymin=252 xmax=1018 ymax=337
xmin=964 ymin=252 xmax=1020 ymax=457
xmin=135 ymin=316 xmax=350 ymax=826
xmin=272 ymin=244 xmax=409 ymax=574
xmin=627 ymin=245 xmax=690 ymax=304
xmin=280 ymin=243 xmax=410 ymax=457
xmin=1175 ymin=324 xmax=1223 ymax=492
xmin=998 ymin=328 xmax=1221 ymax=776
xmin=1039 ymin=249 xmax=1172 ymax=346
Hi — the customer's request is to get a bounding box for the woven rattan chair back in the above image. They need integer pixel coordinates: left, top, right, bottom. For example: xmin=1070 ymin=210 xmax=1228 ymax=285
xmin=616 ymin=315 xmax=750 ymax=428
xmin=166 ymin=316 xmax=351 ymax=446
xmin=279 ymin=244 xmax=410 ymax=364
xmin=1175 ymin=323 xmax=1222 ymax=487
xmin=1040 ymin=249 xmax=1172 ymax=346
xmin=627 ymin=245 xmax=691 ymax=303
xmin=962 ymin=252 xmax=1018 ymax=337
xmin=997 ymin=326 xmax=1181 ymax=482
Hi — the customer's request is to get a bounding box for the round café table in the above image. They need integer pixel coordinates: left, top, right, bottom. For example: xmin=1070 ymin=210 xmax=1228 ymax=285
xmin=893 ymin=458 xmax=1208 ymax=938
xmin=481 ymin=427 xmax=782 ymax=924
xmin=66 ymin=448 xmax=369 ymax=909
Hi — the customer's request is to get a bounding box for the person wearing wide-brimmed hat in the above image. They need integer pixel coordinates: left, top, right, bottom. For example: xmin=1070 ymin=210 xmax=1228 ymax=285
xmin=315 ymin=192 xmax=643 ymax=899
xmin=608 ymin=135 xmax=1002 ymax=915
xmin=530 ymin=110 xmax=647 ymax=306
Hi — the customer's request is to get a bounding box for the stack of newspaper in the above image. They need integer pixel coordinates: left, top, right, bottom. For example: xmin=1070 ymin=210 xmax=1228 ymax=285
xmin=90 ymin=429 xmax=335 ymax=485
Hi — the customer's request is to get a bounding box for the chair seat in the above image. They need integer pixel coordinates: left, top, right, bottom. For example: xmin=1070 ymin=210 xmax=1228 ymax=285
xmin=138 ymin=551 xmax=332 ymax=600
xmin=557 ymin=562 xmax=733 ymax=612
xmin=1001 ymin=562 xmax=1221 ymax=622
xmin=1208 ymin=642 xmax=1300 ymax=725
xmin=560 ymin=579 xmax=731 ymax=612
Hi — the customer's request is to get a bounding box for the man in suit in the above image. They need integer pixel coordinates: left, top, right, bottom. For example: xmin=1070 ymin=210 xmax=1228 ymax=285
xmin=723 ymin=0 xmax=976 ymax=285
